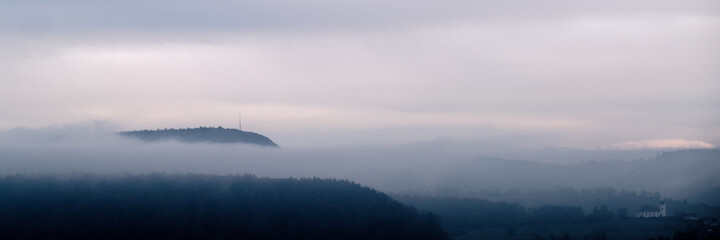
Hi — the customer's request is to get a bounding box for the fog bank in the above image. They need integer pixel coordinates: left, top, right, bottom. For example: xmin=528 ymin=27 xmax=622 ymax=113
xmin=1 ymin=123 xmax=718 ymax=205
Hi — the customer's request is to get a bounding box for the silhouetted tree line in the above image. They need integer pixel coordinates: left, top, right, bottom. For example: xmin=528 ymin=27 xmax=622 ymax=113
xmin=436 ymin=187 xmax=663 ymax=212
xmin=0 ymin=174 xmax=447 ymax=240
xmin=430 ymin=186 xmax=720 ymax=220
xmin=118 ymin=127 xmax=279 ymax=147
xmin=394 ymin=195 xmax=642 ymax=236
xmin=396 ymin=194 xmax=720 ymax=239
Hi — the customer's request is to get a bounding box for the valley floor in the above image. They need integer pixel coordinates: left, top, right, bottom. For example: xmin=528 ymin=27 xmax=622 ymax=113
xmin=455 ymin=217 xmax=717 ymax=240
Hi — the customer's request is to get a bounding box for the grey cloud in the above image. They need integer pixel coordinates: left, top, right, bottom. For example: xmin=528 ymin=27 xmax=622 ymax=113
xmin=1 ymin=0 xmax=717 ymax=148
xmin=1 ymin=0 xmax=717 ymax=35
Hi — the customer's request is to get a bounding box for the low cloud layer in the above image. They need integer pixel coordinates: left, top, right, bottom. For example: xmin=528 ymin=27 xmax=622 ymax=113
xmin=612 ymin=139 xmax=715 ymax=150
xmin=1 ymin=123 xmax=717 ymax=204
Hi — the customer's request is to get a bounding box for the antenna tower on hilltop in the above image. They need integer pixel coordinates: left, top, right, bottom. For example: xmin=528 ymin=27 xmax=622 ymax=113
xmin=238 ymin=113 xmax=242 ymax=131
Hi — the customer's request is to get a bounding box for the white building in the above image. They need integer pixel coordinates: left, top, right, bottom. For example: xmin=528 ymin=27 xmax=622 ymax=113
xmin=636 ymin=201 xmax=666 ymax=218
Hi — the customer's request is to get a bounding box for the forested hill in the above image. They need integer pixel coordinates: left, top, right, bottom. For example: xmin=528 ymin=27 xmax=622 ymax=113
xmin=118 ymin=127 xmax=279 ymax=147
xmin=0 ymin=174 xmax=449 ymax=240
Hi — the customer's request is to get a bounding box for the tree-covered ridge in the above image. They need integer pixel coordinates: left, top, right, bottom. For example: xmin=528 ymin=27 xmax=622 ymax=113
xmin=0 ymin=174 xmax=448 ymax=240
xmin=118 ymin=126 xmax=279 ymax=147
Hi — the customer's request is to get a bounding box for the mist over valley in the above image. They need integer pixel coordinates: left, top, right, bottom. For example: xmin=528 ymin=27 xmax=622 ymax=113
xmin=2 ymin=123 xmax=717 ymax=206
xmin=2 ymin=0 xmax=718 ymax=238
xmin=2 ymin=123 xmax=718 ymax=239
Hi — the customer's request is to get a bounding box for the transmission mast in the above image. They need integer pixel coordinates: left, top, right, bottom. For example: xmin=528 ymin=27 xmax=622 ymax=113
xmin=238 ymin=113 xmax=242 ymax=131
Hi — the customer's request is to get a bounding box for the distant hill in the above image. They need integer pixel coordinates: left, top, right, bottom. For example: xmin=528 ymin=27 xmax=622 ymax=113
xmin=118 ymin=127 xmax=279 ymax=147
xmin=0 ymin=174 xmax=449 ymax=240
xmin=432 ymin=149 xmax=720 ymax=206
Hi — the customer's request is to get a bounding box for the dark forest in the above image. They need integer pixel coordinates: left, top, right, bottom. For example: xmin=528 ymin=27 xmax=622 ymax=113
xmin=0 ymin=174 xmax=447 ymax=240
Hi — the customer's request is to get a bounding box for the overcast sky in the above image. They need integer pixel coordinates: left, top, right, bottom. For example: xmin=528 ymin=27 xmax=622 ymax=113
xmin=1 ymin=0 xmax=718 ymax=148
